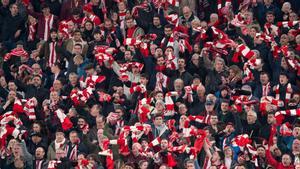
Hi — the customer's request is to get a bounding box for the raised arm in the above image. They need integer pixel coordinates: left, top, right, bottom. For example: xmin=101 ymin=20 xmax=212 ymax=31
xmin=265 ymin=149 xmax=279 ymax=168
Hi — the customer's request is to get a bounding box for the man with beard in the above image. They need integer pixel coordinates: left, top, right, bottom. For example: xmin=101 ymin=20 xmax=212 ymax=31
xmin=17 ymin=75 xmax=49 ymax=106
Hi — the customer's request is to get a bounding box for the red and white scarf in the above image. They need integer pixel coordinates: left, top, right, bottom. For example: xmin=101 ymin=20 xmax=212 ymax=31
xmin=44 ymin=14 xmax=54 ymax=41
xmin=284 ymin=53 xmax=300 ymax=76
xmin=49 ymin=42 xmax=57 ymax=67
xmin=155 ymin=72 xmax=169 ymax=92
xmin=12 ymin=98 xmax=37 ymax=120
xmin=4 ymin=48 xmax=29 ymax=61
xmin=260 ymin=96 xmax=284 ymax=114
xmin=119 ymin=10 xmax=127 ymax=35
xmin=47 ymin=160 xmax=61 ymax=169
xmin=55 ymin=138 xmax=66 ymax=150
xmin=28 ymin=23 xmax=37 ymax=41
xmin=82 ymin=14 xmax=98 ymax=26
xmin=115 ymin=120 xmax=124 ymax=136
xmin=255 ymin=33 xmax=274 ymax=43
xmin=35 ymin=159 xmax=44 ymax=169
xmin=182 ymin=86 xmax=193 ymax=102
xmin=243 ymin=58 xmax=261 ymax=83
xmin=231 ymin=13 xmax=248 ymax=27
xmin=232 ymin=44 xmax=255 ymax=63
xmin=275 ymin=108 xmax=300 ymax=124
xmin=277 ymin=21 xmax=300 ymax=29
xmin=217 ymin=0 xmax=231 ymax=15
xmin=262 ymin=82 xmax=271 ymax=97
xmin=264 ymin=23 xmax=279 ymax=36
xmin=23 ymin=98 xmax=37 ymax=120
xmin=275 ymin=83 xmax=292 ymax=104
xmin=68 ymin=143 xmax=78 ymax=161
xmin=118 ymin=10 xmax=127 ymax=21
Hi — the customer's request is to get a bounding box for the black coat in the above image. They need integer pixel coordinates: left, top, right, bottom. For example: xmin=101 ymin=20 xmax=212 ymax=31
xmin=148 ymin=24 xmax=165 ymax=45
xmin=66 ymin=141 xmax=89 ymax=160
xmin=1 ymin=13 xmax=25 ymax=42
xmin=45 ymin=71 xmax=67 ymax=89
xmin=26 ymin=139 xmax=48 ymax=155
xmin=33 ymin=159 xmax=49 ymax=169
xmin=205 ymin=69 xmax=228 ymax=94
xmin=168 ymin=70 xmax=193 ymax=90
xmin=186 ymin=58 xmax=207 ymax=83
xmin=190 ymin=96 xmax=205 ymax=116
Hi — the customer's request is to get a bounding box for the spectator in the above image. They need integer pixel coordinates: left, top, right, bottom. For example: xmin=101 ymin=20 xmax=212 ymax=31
xmin=27 ymin=3 xmax=58 ymax=41
xmin=1 ymin=3 xmax=25 ymax=50
xmin=0 ymin=1 xmax=299 ymax=169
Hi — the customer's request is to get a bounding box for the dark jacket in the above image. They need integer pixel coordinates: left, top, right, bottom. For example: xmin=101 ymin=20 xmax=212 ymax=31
xmin=33 ymin=159 xmax=49 ymax=169
xmin=148 ymin=24 xmax=165 ymax=45
xmin=1 ymin=13 xmax=25 ymax=42
xmin=205 ymin=69 xmax=228 ymax=94
xmin=168 ymin=70 xmax=193 ymax=90
xmin=59 ymin=0 xmax=84 ymax=20
xmin=186 ymin=57 xmax=208 ymax=83
xmin=66 ymin=141 xmax=89 ymax=160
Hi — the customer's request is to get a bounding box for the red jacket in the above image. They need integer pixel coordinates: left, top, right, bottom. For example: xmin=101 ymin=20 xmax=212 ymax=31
xmin=266 ymin=150 xmax=295 ymax=169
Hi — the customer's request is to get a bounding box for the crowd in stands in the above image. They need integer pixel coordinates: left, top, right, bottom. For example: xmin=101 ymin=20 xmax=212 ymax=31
xmin=0 ymin=0 xmax=300 ymax=168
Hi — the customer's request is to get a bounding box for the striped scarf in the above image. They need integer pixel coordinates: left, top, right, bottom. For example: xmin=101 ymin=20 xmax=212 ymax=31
xmin=275 ymin=83 xmax=292 ymax=104
xmin=28 ymin=23 xmax=37 ymax=41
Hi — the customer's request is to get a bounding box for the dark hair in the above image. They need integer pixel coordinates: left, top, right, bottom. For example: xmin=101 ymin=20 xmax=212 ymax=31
xmin=69 ymin=130 xmax=78 ymax=136
xmin=50 ymin=28 xmax=57 ymax=34
xmin=125 ymin=49 xmax=133 ymax=55
xmin=87 ymin=154 xmax=100 ymax=163
xmin=266 ymin=11 xmax=275 ymax=16
xmin=125 ymin=16 xmax=134 ymax=21
xmin=73 ymin=29 xmax=82 ymax=35
xmin=153 ymin=113 xmax=163 ymax=120
xmin=41 ymin=3 xmax=50 ymax=10
xmin=84 ymin=63 xmax=94 ymax=70
xmin=32 ymin=74 xmax=42 ymax=80
xmin=84 ymin=20 xmax=94 ymax=27
xmin=74 ymin=43 xmax=83 ymax=48
xmin=165 ymin=46 xmax=174 ymax=51
xmin=72 ymin=8 xmax=81 ymax=15
xmin=184 ymin=159 xmax=194 ymax=166
xmin=153 ymin=13 xmax=160 ymax=19
xmin=155 ymin=46 xmax=163 ymax=51
xmin=156 ymin=55 xmax=165 ymax=61
xmin=140 ymin=73 xmax=149 ymax=80
xmin=221 ymin=99 xmax=230 ymax=104
xmin=54 ymin=62 xmax=62 ymax=69
xmin=260 ymin=71 xmax=269 ymax=77
xmin=78 ymin=116 xmax=87 ymax=121
xmin=164 ymin=24 xmax=174 ymax=29
xmin=256 ymin=145 xmax=265 ymax=149
xmin=280 ymin=71 xmax=289 ymax=77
